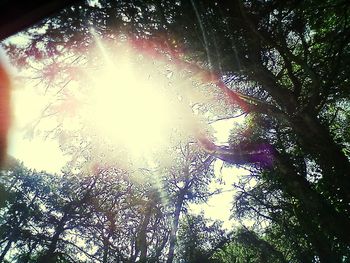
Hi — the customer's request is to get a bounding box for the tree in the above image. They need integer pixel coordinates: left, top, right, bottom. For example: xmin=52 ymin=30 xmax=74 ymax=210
xmin=158 ymin=142 xmax=216 ymax=263
xmin=176 ymin=213 xmax=226 ymax=263
xmin=222 ymin=114 xmax=350 ymax=261
xmin=3 ymin=0 xmax=350 ymax=262
xmin=212 ymin=228 xmax=288 ymax=263
xmin=0 ymin=162 xmax=47 ymax=262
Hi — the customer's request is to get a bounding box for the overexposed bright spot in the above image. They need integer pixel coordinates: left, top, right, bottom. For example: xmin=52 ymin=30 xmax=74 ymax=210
xmin=84 ymin=56 xmax=172 ymax=156
xmin=12 ymin=86 xmax=48 ymax=128
xmin=72 ymin=40 xmax=201 ymax=162
xmin=8 ymin=82 xmax=68 ymax=173
xmin=8 ymin=131 xmax=68 ymax=173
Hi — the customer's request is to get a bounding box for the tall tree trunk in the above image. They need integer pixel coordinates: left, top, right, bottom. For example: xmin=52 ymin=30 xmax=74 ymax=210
xmin=166 ymin=191 xmax=185 ymax=263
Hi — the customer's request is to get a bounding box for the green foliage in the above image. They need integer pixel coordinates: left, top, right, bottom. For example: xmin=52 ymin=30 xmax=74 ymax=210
xmin=213 ymin=228 xmax=287 ymax=263
xmin=176 ymin=213 xmax=226 ymax=263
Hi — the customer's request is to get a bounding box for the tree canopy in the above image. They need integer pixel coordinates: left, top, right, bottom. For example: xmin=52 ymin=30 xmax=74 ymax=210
xmin=1 ymin=0 xmax=350 ymax=262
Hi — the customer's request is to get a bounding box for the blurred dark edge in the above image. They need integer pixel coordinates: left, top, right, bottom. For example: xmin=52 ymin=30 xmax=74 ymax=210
xmin=0 ymin=0 xmax=81 ymax=41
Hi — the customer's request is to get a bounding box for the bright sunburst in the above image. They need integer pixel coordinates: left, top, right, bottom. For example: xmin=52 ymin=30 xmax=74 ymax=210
xmin=80 ymin=39 xmax=180 ymax=158
xmin=89 ymin=61 xmax=171 ymax=154
xmin=46 ymin=34 xmax=221 ymax=165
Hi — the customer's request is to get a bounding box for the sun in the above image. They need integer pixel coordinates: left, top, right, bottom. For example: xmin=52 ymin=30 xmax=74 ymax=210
xmin=81 ymin=42 xmax=177 ymax=158
xmin=59 ymin=36 xmax=218 ymax=164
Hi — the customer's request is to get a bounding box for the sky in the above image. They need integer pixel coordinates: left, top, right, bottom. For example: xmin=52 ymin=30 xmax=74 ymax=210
xmin=8 ymin=78 xmax=70 ymax=174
